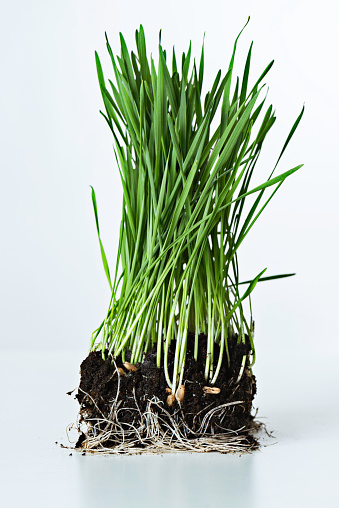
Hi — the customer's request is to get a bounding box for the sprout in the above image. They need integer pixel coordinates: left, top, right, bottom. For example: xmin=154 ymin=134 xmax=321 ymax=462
xmin=90 ymin=21 xmax=303 ymax=395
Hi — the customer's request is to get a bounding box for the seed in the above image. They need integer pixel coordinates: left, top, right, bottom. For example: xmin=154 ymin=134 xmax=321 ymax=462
xmin=117 ymin=367 xmax=125 ymax=377
xmin=165 ymin=387 xmax=172 ymax=394
xmin=175 ymin=385 xmax=185 ymax=402
xmin=166 ymin=394 xmax=175 ymax=406
xmin=123 ymin=361 xmax=138 ymax=372
xmin=203 ymin=386 xmax=221 ymax=394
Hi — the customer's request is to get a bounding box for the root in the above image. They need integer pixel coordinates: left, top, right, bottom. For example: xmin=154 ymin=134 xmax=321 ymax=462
xmin=70 ymin=357 xmax=260 ymax=455
xmin=74 ymin=384 xmax=259 ymax=455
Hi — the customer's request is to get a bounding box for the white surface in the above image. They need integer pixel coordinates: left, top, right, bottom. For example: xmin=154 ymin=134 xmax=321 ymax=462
xmin=1 ymin=350 xmax=338 ymax=508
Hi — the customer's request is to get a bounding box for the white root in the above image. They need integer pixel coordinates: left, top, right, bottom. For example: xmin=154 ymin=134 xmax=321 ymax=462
xmin=74 ymin=383 xmax=258 ymax=456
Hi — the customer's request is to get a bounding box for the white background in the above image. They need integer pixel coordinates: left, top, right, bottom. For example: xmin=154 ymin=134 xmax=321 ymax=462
xmin=1 ymin=0 xmax=338 ymax=355
xmin=0 ymin=1 xmax=339 ymax=506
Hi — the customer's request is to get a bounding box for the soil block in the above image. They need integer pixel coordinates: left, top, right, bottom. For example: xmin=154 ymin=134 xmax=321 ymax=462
xmin=75 ymin=332 xmax=258 ymax=453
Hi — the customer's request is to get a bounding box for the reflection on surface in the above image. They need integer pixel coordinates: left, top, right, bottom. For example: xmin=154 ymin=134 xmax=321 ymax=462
xmin=77 ymin=452 xmax=254 ymax=508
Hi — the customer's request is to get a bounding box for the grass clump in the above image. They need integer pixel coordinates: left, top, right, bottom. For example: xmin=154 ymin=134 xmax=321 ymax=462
xmin=89 ymin=19 xmax=303 ymax=396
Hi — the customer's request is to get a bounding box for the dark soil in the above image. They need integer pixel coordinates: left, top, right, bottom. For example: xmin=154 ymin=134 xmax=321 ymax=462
xmin=75 ymin=332 xmax=257 ymax=449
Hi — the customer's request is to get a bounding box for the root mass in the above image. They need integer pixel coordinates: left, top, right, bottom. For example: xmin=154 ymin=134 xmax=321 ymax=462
xmin=75 ymin=333 xmax=258 ymax=454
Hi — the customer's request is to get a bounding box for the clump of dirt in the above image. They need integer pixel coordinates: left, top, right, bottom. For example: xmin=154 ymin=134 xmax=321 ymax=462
xmin=75 ymin=332 xmax=258 ymax=453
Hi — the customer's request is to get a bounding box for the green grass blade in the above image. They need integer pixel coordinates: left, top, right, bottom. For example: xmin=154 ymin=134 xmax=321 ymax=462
xmin=90 ymin=186 xmax=112 ymax=290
